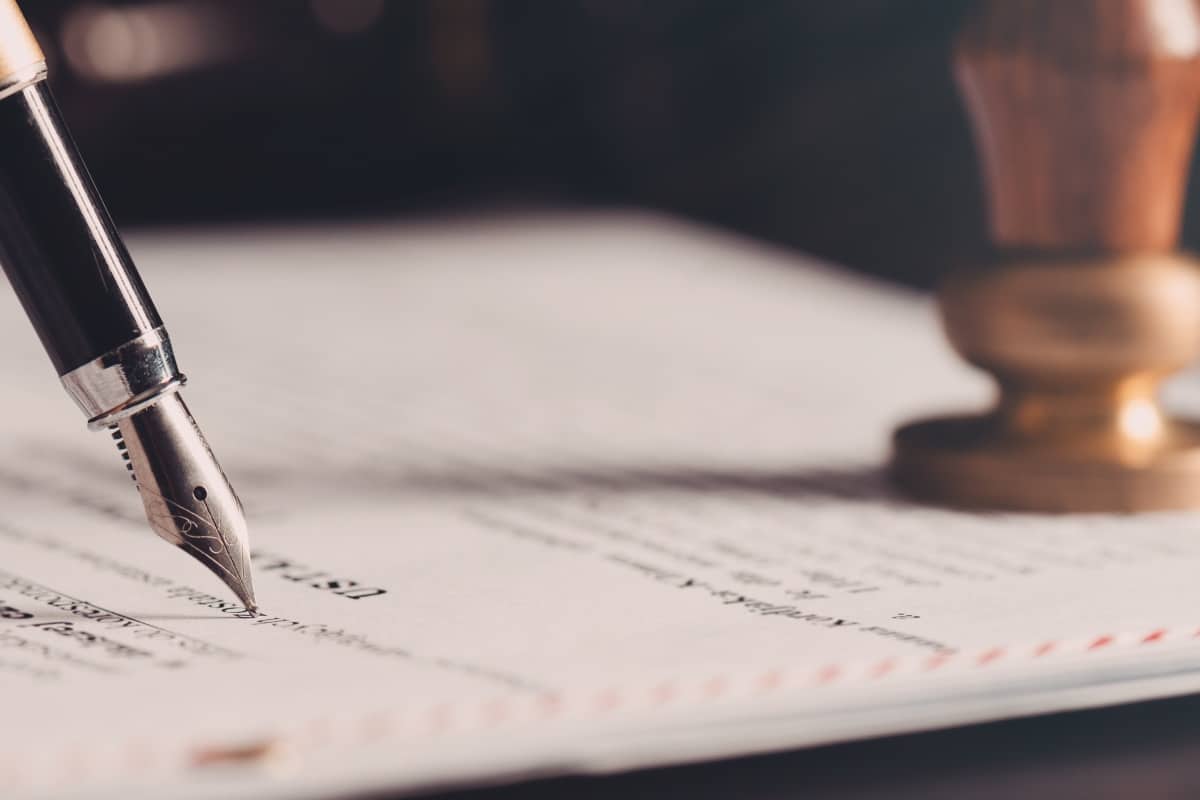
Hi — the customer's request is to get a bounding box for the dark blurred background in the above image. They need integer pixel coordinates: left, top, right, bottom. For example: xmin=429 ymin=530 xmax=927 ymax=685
xmin=28 ymin=0 xmax=1180 ymax=288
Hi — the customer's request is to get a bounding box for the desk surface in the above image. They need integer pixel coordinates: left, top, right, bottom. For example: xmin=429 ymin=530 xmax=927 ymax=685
xmin=423 ymin=692 xmax=1200 ymax=800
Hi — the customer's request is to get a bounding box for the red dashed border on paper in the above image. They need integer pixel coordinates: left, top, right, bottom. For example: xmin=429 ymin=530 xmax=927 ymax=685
xmin=4 ymin=623 xmax=1200 ymax=790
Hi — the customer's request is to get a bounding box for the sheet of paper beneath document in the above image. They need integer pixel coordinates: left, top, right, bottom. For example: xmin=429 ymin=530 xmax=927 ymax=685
xmin=4 ymin=213 xmax=1200 ymax=798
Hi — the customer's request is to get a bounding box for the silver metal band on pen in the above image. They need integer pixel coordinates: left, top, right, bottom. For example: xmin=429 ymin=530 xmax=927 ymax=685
xmin=0 ymin=59 xmax=43 ymax=103
xmin=60 ymin=328 xmax=187 ymax=429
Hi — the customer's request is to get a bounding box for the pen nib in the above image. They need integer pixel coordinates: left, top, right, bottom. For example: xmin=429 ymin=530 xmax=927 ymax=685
xmin=113 ymin=393 xmax=257 ymax=612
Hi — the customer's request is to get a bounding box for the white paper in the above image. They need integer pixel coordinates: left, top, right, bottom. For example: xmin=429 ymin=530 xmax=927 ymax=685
xmin=4 ymin=212 xmax=1200 ymax=799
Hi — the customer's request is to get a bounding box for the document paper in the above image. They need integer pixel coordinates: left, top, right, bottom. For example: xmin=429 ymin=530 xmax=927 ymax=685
xmin=4 ymin=213 xmax=1200 ymax=799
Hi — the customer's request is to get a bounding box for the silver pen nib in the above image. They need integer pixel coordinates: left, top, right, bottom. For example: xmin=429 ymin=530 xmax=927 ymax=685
xmin=112 ymin=392 xmax=257 ymax=612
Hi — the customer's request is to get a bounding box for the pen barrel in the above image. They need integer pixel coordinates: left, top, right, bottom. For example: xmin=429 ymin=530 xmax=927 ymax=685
xmin=0 ymin=80 xmax=164 ymax=375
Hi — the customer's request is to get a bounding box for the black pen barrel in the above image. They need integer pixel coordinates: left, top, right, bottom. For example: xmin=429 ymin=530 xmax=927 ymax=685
xmin=0 ymin=81 xmax=162 ymax=375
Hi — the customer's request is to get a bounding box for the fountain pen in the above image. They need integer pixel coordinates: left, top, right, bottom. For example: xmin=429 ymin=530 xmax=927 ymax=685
xmin=0 ymin=2 xmax=256 ymax=610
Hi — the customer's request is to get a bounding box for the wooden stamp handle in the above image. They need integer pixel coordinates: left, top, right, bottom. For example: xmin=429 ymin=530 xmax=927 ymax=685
xmin=955 ymin=0 xmax=1200 ymax=252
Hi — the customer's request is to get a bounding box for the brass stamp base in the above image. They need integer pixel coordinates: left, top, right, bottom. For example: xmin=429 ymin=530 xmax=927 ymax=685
xmin=891 ymin=252 xmax=1200 ymax=512
xmin=892 ymin=413 xmax=1200 ymax=512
